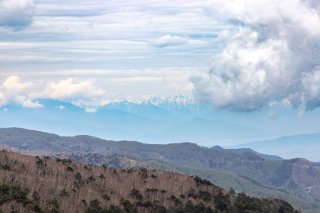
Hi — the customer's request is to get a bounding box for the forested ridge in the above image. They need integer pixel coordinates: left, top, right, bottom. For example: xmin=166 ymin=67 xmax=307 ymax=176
xmin=0 ymin=150 xmax=298 ymax=213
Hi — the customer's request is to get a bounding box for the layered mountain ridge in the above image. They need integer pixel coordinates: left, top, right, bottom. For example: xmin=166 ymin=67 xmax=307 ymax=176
xmin=0 ymin=128 xmax=320 ymax=212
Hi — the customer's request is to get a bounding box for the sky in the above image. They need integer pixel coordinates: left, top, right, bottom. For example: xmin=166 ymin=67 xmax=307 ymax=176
xmin=1 ymin=0 xmax=320 ymax=145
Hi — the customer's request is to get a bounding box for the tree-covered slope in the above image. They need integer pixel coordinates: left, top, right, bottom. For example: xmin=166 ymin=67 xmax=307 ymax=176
xmin=0 ymin=150 xmax=298 ymax=213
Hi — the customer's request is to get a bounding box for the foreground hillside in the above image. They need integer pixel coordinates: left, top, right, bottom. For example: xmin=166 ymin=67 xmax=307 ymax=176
xmin=1 ymin=129 xmax=320 ymax=196
xmin=0 ymin=150 xmax=298 ymax=213
xmin=65 ymin=153 xmax=318 ymax=211
xmin=1 ymin=128 xmax=320 ymax=212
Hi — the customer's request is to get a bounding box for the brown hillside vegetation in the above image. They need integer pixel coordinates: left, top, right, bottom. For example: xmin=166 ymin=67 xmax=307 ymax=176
xmin=0 ymin=150 xmax=298 ymax=213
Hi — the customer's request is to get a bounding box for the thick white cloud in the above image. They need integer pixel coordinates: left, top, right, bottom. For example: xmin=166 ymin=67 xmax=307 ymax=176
xmin=301 ymin=70 xmax=320 ymax=109
xmin=0 ymin=67 xmax=195 ymax=103
xmin=0 ymin=0 xmax=34 ymax=28
xmin=2 ymin=75 xmax=32 ymax=91
xmin=39 ymin=78 xmax=108 ymax=110
xmin=43 ymin=78 xmax=105 ymax=100
xmin=0 ymin=71 xmax=195 ymax=111
xmin=192 ymin=0 xmax=320 ymax=111
xmin=0 ymin=76 xmax=41 ymax=108
xmin=0 ymin=0 xmax=214 ymax=107
xmin=0 ymin=76 xmax=109 ymax=110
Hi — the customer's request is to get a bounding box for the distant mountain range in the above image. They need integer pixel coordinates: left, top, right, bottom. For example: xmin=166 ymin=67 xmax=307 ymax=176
xmin=0 ymin=97 xmax=287 ymax=145
xmin=0 ymin=128 xmax=320 ymax=212
xmin=212 ymin=146 xmax=283 ymax=161
xmin=233 ymin=133 xmax=320 ymax=162
xmin=129 ymin=95 xmax=193 ymax=105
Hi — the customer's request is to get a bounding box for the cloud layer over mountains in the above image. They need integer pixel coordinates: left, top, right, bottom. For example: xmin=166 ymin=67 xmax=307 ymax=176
xmin=1 ymin=0 xmax=320 ymax=112
xmin=192 ymin=0 xmax=320 ymax=111
xmin=0 ymin=76 xmax=108 ymax=110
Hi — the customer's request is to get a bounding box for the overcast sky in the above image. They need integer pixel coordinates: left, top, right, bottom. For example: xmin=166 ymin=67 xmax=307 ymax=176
xmin=1 ymin=0 xmax=320 ymax=111
xmin=1 ymin=0 xmax=320 ymax=143
xmin=0 ymin=0 xmax=216 ymax=109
